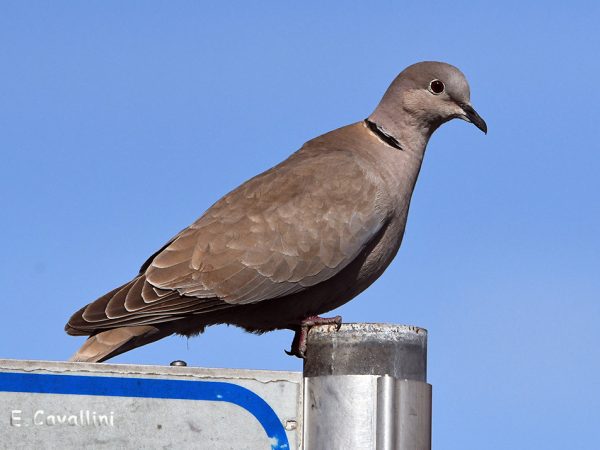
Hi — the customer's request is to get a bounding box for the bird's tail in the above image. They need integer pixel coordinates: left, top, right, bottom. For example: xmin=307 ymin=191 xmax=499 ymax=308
xmin=69 ymin=325 xmax=173 ymax=363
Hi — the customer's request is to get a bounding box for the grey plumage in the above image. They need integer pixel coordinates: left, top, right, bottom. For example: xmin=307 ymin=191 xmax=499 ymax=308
xmin=66 ymin=61 xmax=486 ymax=362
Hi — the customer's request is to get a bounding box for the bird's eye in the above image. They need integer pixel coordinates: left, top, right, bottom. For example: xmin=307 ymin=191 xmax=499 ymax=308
xmin=429 ymin=79 xmax=445 ymax=95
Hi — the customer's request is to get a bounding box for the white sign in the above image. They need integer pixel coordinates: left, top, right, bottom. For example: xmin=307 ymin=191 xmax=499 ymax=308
xmin=0 ymin=359 xmax=302 ymax=449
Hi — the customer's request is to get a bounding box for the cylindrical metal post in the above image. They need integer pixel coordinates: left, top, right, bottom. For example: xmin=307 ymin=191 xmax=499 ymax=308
xmin=302 ymin=323 xmax=431 ymax=450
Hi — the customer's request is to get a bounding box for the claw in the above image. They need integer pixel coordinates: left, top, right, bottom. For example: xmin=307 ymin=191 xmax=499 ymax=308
xmin=286 ymin=315 xmax=342 ymax=358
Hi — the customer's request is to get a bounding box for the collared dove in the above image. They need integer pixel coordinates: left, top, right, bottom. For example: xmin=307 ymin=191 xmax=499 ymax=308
xmin=66 ymin=61 xmax=487 ymax=362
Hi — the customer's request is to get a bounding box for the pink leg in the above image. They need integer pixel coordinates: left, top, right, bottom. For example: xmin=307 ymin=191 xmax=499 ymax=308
xmin=285 ymin=315 xmax=342 ymax=358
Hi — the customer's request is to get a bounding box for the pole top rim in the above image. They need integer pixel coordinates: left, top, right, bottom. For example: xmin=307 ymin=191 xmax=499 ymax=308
xmin=308 ymin=322 xmax=427 ymax=339
xmin=304 ymin=323 xmax=428 ymax=379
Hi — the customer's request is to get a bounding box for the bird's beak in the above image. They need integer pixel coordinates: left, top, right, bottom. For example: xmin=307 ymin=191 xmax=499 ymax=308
xmin=459 ymin=103 xmax=487 ymax=134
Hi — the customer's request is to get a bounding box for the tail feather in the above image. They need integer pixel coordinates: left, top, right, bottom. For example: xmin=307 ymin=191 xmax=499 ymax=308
xmin=69 ymin=326 xmax=172 ymax=363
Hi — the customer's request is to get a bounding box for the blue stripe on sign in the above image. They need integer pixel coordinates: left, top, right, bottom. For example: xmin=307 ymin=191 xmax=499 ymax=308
xmin=0 ymin=372 xmax=290 ymax=450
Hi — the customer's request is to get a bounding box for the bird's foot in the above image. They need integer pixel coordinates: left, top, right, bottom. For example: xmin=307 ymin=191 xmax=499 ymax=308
xmin=285 ymin=315 xmax=342 ymax=359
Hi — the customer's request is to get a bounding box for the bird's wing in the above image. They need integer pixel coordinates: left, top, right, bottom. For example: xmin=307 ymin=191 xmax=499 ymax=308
xmin=143 ymin=148 xmax=385 ymax=306
xmin=67 ymin=145 xmax=386 ymax=332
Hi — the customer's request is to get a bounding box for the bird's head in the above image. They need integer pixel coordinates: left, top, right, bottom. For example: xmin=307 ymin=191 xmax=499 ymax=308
xmin=369 ymin=61 xmax=487 ymax=141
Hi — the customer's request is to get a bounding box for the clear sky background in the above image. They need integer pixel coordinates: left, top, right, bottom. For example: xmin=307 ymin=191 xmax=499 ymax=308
xmin=1 ymin=2 xmax=599 ymax=448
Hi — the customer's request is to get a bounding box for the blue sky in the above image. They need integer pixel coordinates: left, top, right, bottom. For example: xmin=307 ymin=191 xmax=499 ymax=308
xmin=1 ymin=2 xmax=599 ymax=448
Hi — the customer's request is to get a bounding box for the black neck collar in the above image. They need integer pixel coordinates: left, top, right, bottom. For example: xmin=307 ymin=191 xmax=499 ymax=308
xmin=364 ymin=119 xmax=404 ymax=151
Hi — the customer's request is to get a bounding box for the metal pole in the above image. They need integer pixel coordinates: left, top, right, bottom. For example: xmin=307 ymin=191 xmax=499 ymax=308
xmin=303 ymin=323 xmax=431 ymax=450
